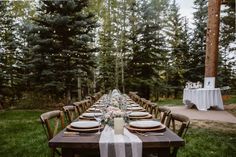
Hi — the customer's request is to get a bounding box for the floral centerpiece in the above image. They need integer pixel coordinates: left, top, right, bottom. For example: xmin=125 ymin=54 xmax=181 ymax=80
xmin=103 ymin=106 xmax=125 ymax=126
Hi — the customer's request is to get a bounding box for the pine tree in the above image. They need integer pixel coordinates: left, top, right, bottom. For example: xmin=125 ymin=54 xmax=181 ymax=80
xmin=218 ymin=0 xmax=236 ymax=89
xmin=0 ymin=1 xmax=21 ymax=105
xmin=190 ymin=0 xmax=208 ymax=82
xmin=165 ymin=0 xmax=188 ymax=98
xmin=26 ymin=0 xmax=97 ymax=102
xmin=97 ymin=0 xmax=117 ymax=92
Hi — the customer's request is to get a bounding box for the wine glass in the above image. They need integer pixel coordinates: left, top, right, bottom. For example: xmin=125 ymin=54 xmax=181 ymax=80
xmin=94 ymin=111 xmax=104 ymax=134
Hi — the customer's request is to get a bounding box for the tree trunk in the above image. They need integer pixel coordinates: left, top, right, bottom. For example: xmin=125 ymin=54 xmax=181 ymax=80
xmin=77 ymin=76 xmax=81 ymax=101
xmin=205 ymin=0 xmax=221 ymax=79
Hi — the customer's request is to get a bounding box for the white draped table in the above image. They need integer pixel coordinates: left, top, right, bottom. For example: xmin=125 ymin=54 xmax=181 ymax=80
xmin=183 ymin=88 xmax=224 ymax=111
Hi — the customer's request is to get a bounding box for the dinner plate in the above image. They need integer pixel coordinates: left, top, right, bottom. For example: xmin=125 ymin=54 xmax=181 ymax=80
xmin=93 ymin=104 xmax=105 ymax=107
xmin=129 ymin=114 xmax=153 ymax=120
xmin=129 ymin=120 xmax=161 ymax=128
xmin=88 ymin=108 xmax=101 ymax=112
xmin=70 ymin=121 xmax=100 ymax=128
xmin=67 ymin=125 xmax=103 ymax=132
xmin=127 ymin=107 xmax=143 ymax=111
xmin=129 ymin=112 xmax=149 ymax=117
xmin=130 ymin=104 xmax=140 ymax=107
xmin=126 ymin=124 xmax=166 ymax=132
xmin=82 ymin=113 xmax=102 ymax=118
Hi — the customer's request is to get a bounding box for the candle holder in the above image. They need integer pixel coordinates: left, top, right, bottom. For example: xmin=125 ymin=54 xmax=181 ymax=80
xmin=114 ymin=117 xmax=124 ymax=134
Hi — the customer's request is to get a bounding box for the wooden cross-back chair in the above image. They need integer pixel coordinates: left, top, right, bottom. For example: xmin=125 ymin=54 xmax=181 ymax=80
xmin=151 ymin=106 xmax=171 ymax=124
xmin=63 ymin=105 xmax=79 ymax=123
xmin=165 ymin=113 xmax=190 ymax=157
xmin=73 ymin=101 xmax=86 ymax=115
xmin=143 ymin=100 xmax=153 ymax=112
xmin=40 ymin=110 xmax=65 ymax=157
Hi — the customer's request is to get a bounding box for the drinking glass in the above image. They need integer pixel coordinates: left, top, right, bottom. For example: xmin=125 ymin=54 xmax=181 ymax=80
xmin=94 ymin=111 xmax=104 ymax=134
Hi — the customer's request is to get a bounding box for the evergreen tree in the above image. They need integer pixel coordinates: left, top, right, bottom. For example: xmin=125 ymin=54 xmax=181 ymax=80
xmin=97 ymin=0 xmax=117 ymax=92
xmin=0 ymin=1 xmax=21 ymax=105
xmin=190 ymin=0 xmax=208 ymax=82
xmin=165 ymin=0 xmax=189 ymax=98
xmin=26 ymin=0 xmax=97 ymax=102
xmin=218 ymin=0 xmax=236 ymax=89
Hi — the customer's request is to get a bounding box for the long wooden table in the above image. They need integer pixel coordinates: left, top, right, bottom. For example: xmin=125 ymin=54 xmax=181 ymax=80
xmin=49 ymin=126 xmax=184 ymax=157
xmin=49 ymin=93 xmax=185 ymax=157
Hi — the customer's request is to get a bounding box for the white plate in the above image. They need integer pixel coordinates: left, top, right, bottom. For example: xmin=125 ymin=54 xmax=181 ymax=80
xmin=88 ymin=108 xmax=101 ymax=112
xmin=82 ymin=113 xmax=102 ymax=117
xmin=129 ymin=112 xmax=149 ymax=117
xmin=93 ymin=104 xmax=105 ymax=107
xmin=70 ymin=121 xmax=100 ymax=128
xmin=130 ymin=104 xmax=140 ymax=107
xmin=127 ymin=107 xmax=143 ymax=111
xmin=129 ymin=120 xmax=161 ymax=128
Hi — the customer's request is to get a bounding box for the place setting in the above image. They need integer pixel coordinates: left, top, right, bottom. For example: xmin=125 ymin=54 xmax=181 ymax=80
xmin=126 ymin=120 xmax=166 ymax=133
xmin=79 ymin=112 xmax=103 ymax=120
xmin=66 ymin=120 xmax=104 ymax=133
xmin=127 ymin=106 xmax=146 ymax=112
xmin=128 ymin=111 xmax=153 ymax=120
xmin=87 ymin=107 xmax=102 ymax=113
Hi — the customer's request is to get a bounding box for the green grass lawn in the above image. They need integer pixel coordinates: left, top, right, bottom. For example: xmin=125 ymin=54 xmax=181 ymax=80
xmin=0 ymin=110 xmax=50 ymax=157
xmin=0 ymin=109 xmax=236 ymax=157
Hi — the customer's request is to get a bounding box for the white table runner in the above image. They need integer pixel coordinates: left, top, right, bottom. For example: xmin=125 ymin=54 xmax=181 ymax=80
xmin=99 ymin=126 xmax=142 ymax=157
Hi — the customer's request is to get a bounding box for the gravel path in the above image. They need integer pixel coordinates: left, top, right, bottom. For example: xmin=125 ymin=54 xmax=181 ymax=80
xmin=165 ymin=106 xmax=236 ymax=124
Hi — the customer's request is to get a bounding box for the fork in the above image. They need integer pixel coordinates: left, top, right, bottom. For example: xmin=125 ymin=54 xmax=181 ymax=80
xmin=135 ymin=131 xmax=164 ymax=136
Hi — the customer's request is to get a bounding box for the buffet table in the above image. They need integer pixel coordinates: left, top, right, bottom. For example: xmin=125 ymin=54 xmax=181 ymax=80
xmin=183 ymin=88 xmax=224 ymax=111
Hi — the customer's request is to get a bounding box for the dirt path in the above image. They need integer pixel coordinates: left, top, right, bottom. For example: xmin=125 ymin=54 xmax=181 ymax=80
xmin=166 ymin=106 xmax=236 ymax=124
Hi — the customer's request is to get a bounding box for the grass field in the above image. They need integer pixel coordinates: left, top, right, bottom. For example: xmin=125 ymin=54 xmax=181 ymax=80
xmin=0 ymin=109 xmax=236 ymax=157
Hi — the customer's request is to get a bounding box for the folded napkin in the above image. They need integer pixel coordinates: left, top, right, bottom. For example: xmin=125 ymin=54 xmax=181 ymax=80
xmin=99 ymin=126 xmax=142 ymax=157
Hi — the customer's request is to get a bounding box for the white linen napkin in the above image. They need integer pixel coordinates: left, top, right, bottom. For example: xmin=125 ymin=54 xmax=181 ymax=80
xmin=99 ymin=126 xmax=142 ymax=157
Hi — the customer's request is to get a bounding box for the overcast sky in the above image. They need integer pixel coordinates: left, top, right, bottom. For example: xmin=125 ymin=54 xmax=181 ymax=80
xmin=176 ymin=0 xmax=195 ymax=28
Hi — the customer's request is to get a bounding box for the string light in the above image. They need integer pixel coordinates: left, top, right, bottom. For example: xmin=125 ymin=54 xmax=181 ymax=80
xmin=68 ymin=28 xmax=71 ymax=31
xmin=60 ymin=4 xmax=63 ymax=8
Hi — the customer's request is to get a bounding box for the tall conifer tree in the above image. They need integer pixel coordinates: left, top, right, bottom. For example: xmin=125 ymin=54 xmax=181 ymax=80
xmin=27 ymin=0 xmax=97 ymax=101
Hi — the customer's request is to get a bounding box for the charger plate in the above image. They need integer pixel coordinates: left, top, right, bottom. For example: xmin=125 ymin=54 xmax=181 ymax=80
xmin=93 ymin=104 xmax=105 ymax=108
xmin=67 ymin=125 xmax=103 ymax=132
xmin=87 ymin=108 xmax=101 ymax=112
xmin=129 ymin=114 xmax=152 ymax=120
xmin=126 ymin=124 xmax=166 ymax=132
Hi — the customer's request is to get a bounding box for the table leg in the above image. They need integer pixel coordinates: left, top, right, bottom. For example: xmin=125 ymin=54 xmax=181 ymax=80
xmin=62 ymin=148 xmax=74 ymax=157
xmin=158 ymin=148 xmax=170 ymax=157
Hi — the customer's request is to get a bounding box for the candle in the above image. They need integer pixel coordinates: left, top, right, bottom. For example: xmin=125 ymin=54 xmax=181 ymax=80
xmin=114 ymin=117 xmax=124 ymax=134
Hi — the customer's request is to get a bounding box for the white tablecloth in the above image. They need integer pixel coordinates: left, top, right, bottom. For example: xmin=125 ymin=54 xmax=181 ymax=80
xmin=183 ymin=88 xmax=224 ymax=111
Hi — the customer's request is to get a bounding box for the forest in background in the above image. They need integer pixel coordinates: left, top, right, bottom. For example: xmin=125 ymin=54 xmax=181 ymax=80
xmin=0 ymin=0 xmax=235 ymax=108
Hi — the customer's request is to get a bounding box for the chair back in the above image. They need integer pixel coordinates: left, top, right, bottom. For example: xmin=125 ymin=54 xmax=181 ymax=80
xmin=152 ymin=106 xmax=171 ymax=124
xmin=73 ymin=100 xmax=88 ymax=115
xmin=165 ymin=113 xmax=190 ymax=157
xmin=40 ymin=110 xmax=65 ymax=140
xmin=144 ymin=101 xmax=154 ymax=113
xmin=63 ymin=105 xmax=79 ymax=123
